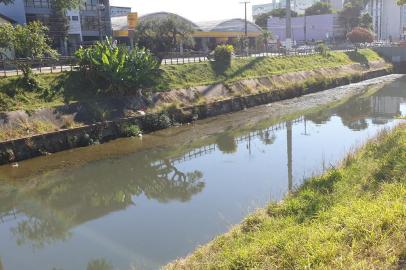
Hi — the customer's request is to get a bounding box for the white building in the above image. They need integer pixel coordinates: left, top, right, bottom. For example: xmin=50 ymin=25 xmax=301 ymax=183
xmin=365 ymin=0 xmax=405 ymax=41
xmin=252 ymin=0 xmax=318 ymax=18
xmin=322 ymin=0 xmax=344 ymax=11
xmin=253 ymin=3 xmax=278 ymax=19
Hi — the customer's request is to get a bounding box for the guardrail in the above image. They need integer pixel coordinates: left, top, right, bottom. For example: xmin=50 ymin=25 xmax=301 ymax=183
xmin=0 ymin=44 xmax=394 ymax=78
xmin=0 ymin=56 xmax=77 ymax=77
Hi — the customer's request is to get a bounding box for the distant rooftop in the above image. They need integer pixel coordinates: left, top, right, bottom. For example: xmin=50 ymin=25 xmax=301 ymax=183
xmin=112 ymin=12 xmax=262 ymax=34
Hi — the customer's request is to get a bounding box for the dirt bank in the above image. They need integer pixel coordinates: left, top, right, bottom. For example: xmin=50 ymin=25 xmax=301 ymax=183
xmin=0 ymin=69 xmax=400 ymax=164
xmin=0 ymin=61 xmax=391 ymax=138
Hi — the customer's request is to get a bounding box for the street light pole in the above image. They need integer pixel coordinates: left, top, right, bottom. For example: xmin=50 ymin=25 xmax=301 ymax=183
xmin=240 ymin=0 xmax=250 ymax=38
xmin=240 ymin=1 xmax=250 ymax=55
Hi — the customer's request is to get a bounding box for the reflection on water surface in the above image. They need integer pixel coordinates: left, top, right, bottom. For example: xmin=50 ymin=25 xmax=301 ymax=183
xmin=0 ymin=75 xmax=405 ymax=270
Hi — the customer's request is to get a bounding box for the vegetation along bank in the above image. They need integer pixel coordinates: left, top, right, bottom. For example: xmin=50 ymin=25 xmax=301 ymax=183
xmin=0 ymin=48 xmax=393 ymax=164
xmin=165 ymin=124 xmax=406 ymax=270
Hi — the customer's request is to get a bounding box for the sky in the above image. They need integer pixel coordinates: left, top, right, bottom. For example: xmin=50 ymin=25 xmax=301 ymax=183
xmin=110 ymin=0 xmax=273 ymax=22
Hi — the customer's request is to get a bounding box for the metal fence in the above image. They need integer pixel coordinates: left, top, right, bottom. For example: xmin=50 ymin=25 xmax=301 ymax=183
xmin=0 ymin=44 xmax=391 ymax=78
xmin=0 ymin=56 xmax=77 ymax=77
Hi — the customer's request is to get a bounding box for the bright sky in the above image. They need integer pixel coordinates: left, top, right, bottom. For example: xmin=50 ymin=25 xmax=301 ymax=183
xmin=110 ymin=0 xmax=273 ymax=22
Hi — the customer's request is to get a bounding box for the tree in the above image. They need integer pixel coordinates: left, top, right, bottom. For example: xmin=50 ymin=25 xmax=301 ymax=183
xmin=255 ymin=12 xmax=271 ymax=28
xmin=359 ymin=13 xmax=373 ymax=29
xmin=135 ymin=15 xmax=195 ymax=61
xmin=255 ymin=9 xmax=298 ymax=29
xmin=269 ymin=8 xmax=298 ymax=18
xmin=347 ymin=27 xmax=374 ymax=50
xmin=339 ymin=0 xmax=364 ymax=32
xmin=258 ymin=30 xmax=273 ymax=52
xmin=48 ymin=0 xmax=83 ymax=54
xmin=305 ymin=2 xmax=332 ymax=16
xmin=0 ymin=21 xmax=58 ymax=88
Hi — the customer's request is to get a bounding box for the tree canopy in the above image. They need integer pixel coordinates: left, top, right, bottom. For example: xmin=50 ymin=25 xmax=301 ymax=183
xmin=305 ymin=2 xmax=332 ymax=16
xmin=254 ymin=9 xmax=299 ymax=28
xmin=340 ymin=0 xmax=364 ymax=32
xmin=0 ymin=21 xmax=57 ymax=59
xmin=0 ymin=21 xmax=58 ymax=86
xmin=347 ymin=27 xmax=374 ymax=44
xmin=359 ymin=13 xmax=373 ymax=29
xmin=135 ymin=15 xmax=195 ymax=59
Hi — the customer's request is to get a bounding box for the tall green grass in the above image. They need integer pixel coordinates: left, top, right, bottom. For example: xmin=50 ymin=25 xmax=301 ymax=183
xmin=156 ymin=49 xmax=385 ymax=90
xmin=0 ymin=49 xmax=385 ymax=112
xmin=165 ymin=124 xmax=406 ymax=270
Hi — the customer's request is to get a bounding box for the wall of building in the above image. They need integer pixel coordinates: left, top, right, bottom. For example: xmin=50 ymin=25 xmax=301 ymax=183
xmin=268 ymin=13 xmax=344 ymax=43
xmin=252 ymin=0 xmax=319 ymax=18
xmin=366 ymin=0 xmax=404 ymax=41
xmin=0 ymin=0 xmax=26 ymax=24
xmin=323 ymin=0 xmax=344 ymax=11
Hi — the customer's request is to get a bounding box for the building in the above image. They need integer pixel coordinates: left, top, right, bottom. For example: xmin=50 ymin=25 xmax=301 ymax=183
xmin=0 ymin=0 xmax=113 ymax=54
xmin=365 ymin=0 xmax=405 ymax=41
xmin=0 ymin=0 xmax=26 ymax=24
xmin=0 ymin=13 xmax=16 ymax=24
xmin=321 ymin=0 xmax=344 ymax=11
xmin=112 ymin=12 xmax=263 ymax=52
xmin=194 ymin=18 xmax=262 ymax=51
xmin=253 ymin=0 xmax=320 ymax=16
xmin=110 ymin=6 xmax=131 ymax=17
xmin=268 ymin=13 xmax=345 ymax=44
xmin=252 ymin=2 xmax=279 ymax=19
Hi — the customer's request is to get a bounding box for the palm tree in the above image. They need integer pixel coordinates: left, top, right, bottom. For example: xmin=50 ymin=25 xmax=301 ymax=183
xmin=260 ymin=30 xmax=273 ymax=54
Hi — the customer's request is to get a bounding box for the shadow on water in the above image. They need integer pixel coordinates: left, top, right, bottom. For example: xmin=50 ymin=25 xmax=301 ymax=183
xmin=0 ymin=75 xmax=405 ymax=269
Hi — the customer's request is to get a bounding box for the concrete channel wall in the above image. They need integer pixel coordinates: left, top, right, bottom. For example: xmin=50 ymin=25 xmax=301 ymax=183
xmin=0 ymin=67 xmax=392 ymax=165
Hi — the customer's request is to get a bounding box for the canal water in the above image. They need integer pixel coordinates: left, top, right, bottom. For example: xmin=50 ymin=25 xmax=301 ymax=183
xmin=0 ymin=75 xmax=405 ymax=270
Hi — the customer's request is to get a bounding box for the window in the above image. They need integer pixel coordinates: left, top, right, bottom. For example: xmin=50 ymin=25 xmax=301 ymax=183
xmin=72 ymin=16 xmax=79 ymax=21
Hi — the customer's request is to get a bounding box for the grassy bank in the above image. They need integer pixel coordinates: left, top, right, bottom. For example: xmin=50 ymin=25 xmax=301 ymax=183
xmin=166 ymin=124 xmax=406 ymax=270
xmin=157 ymin=49 xmax=383 ymax=90
xmin=0 ymin=49 xmax=384 ymax=112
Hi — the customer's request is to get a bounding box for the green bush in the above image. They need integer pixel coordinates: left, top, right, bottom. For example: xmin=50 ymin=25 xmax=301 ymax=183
xmin=119 ymin=123 xmax=141 ymax=137
xmin=315 ymin=43 xmax=330 ymax=57
xmin=143 ymin=112 xmax=172 ymax=131
xmin=75 ymin=38 xmax=160 ymax=95
xmin=214 ymin=45 xmax=234 ymax=66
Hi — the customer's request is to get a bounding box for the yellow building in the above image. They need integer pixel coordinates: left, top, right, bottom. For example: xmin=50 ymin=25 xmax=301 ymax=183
xmin=111 ymin=12 xmax=263 ymax=51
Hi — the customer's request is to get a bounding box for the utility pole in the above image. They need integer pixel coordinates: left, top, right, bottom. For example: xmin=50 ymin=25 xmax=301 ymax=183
xmin=286 ymin=0 xmax=292 ymax=49
xmin=240 ymin=1 xmax=250 ymax=37
xmin=304 ymin=13 xmax=307 ymax=44
xmin=240 ymin=1 xmax=250 ymax=55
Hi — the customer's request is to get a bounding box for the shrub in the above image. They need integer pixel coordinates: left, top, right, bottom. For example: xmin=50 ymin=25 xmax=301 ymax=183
xmin=119 ymin=123 xmax=141 ymax=137
xmin=143 ymin=112 xmax=172 ymax=131
xmin=347 ymin=27 xmax=374 ymax=45
xmin=214 ymin=45 xmax=234 ymax=67
xmin=75 ymin=38 xmax=160 ymax=95
xmin=316 ymin=43 xmax=330 ymax=57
